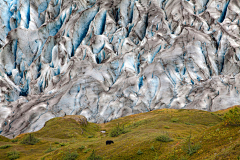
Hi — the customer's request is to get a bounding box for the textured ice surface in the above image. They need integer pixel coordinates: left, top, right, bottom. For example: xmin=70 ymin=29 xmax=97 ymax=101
xmin=0 ymin=0 xmax=240 ymax=138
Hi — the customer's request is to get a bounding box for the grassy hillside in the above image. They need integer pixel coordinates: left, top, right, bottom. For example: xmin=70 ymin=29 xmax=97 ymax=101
xmin=0 ymin=107 xmax=240 ymax=160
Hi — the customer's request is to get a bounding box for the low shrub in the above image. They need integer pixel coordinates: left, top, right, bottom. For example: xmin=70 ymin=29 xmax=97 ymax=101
xmin=62 ymin=151 xmax=78 ymax=160
xmin=183 ymin=143 xmax=201 ymax=156
xmin=11 ymin=139 xmax=18 ymax=143
xmin=79 ymin=145 xmax=85 ymax=150
xmin=83 ymin=148 xmax=91 ymax=153
xmin=88 ymin=135 xmax=93 ymax=138
xmin=0 ymin=144 xmax=11 ymax=149
xmin=183 ymin=130 xmax=201 ymax=155
xmin=7 ymin=151 xmax=20 ymax=160
xmin=171 ymin=118 xmax=179 ymax=123
xmin=224 ymin=106 xmax=240 ymax=126
xmin=137 ymin=149 xmax=143 ymax=155
xmin=151 ymin=146 xmax=155 ymax=151
xmin=20 ymin=134 xmax=39 ymax=145
xmin=54 ymin=142 xmax=59 ymax=144
xmin=164 ymin=126 xmax=170 ymax=129
xmin=45 ymin=145 xmax=56 ymax=153
xmin=156 ymin=135 xmax=173 ymax=142
xmin=109 ymin=123 xmax=128 ymax=137
xmin=59 ymin=143 xmax=66 ymax=147
xmin=87 ymin=150 xmax=102 ymax=160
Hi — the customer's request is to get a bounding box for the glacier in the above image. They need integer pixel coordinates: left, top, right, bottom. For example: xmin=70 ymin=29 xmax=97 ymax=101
xmin=0 ymin=0 xmax=240 ymax=138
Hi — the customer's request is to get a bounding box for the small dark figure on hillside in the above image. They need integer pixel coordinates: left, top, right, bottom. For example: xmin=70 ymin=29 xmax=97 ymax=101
xmin=106 ymin=140 xmax=114 ymax=145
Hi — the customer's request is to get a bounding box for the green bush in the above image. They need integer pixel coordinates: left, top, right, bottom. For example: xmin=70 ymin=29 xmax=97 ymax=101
xmin=87 ymin=150 xmax=102 ymax=160
xmin=137 ymin=149 xmax=143 ymax=155
xmin=45 ymin=145 xmax=56 ymax=153
xmin=224 ymin=106 xmax=240 ymax=126
xmin=183 ymin=130 xmax=201 ymax=156
xmin=20 ymin=134 xmax=39 ymax=145
xmin=171 ymin=118 xmax=179 ymax=123
xmin=109 ymin=123 xmax=128 ymax=137
xmin=151 ymin=146 xmax=155 ymax=151
xmin=7 ymin=151 xmax=20 ymax=160
xmin=59 ymin=143 xmax=66 ymax=147
xmin=62 ymin=151 xmax=78 ymax=160
xmin=183 ymin=143 xmax=201 ymax=156
xmin=156 ymin=135 xmax=173 ymax=142
xmin=54 ymin=142 xmax=59 ymax=144
xmin=11 ymin=139 xmax=18 ymax=143
xmin=83 ymin=148 xmax=91 ymax=153
xmin=0 ymin=144 xmax=11 ymax=149
xmin=164 ymin=126 xmax=170 ymax=129
xmin=88 ymin=135 xmax=94 ymax=138
xmin=79 ymin=145 xmax=85 ymax=150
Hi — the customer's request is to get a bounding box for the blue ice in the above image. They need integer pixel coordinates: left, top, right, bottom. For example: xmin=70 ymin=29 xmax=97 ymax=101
xmin=94 ymin=9 xmax=107 ymax=35
xmin=72 ymin=6 xmax=99 ymax=54
xmin=218 ymin=0 xmax=230 ymax=23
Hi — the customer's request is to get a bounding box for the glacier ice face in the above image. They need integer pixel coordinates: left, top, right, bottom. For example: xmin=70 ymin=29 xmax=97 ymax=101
xmin=0 ymin=0 xmax=240 ymax=138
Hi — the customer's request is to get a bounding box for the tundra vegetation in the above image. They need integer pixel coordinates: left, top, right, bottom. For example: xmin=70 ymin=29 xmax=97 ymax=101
xmin=0 ymin=107 xmax=240 ymax=159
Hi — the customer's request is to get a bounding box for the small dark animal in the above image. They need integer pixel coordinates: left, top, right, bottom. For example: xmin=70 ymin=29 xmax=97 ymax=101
xmin=106 ymin=140 xmax=114 ymax=145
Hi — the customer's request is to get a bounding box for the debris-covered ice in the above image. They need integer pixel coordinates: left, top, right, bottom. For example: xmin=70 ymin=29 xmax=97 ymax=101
xmin=0 ymin=0 xmax=240 ymax=138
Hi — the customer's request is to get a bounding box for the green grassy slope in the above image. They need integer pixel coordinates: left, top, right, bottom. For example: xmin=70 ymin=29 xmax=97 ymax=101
xmin=0 ymin=108 xmax=239 ymax=160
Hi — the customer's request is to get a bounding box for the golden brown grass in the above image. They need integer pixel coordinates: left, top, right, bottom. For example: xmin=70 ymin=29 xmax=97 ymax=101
xmin=0 ymin=107 xmax=240 ymax=160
